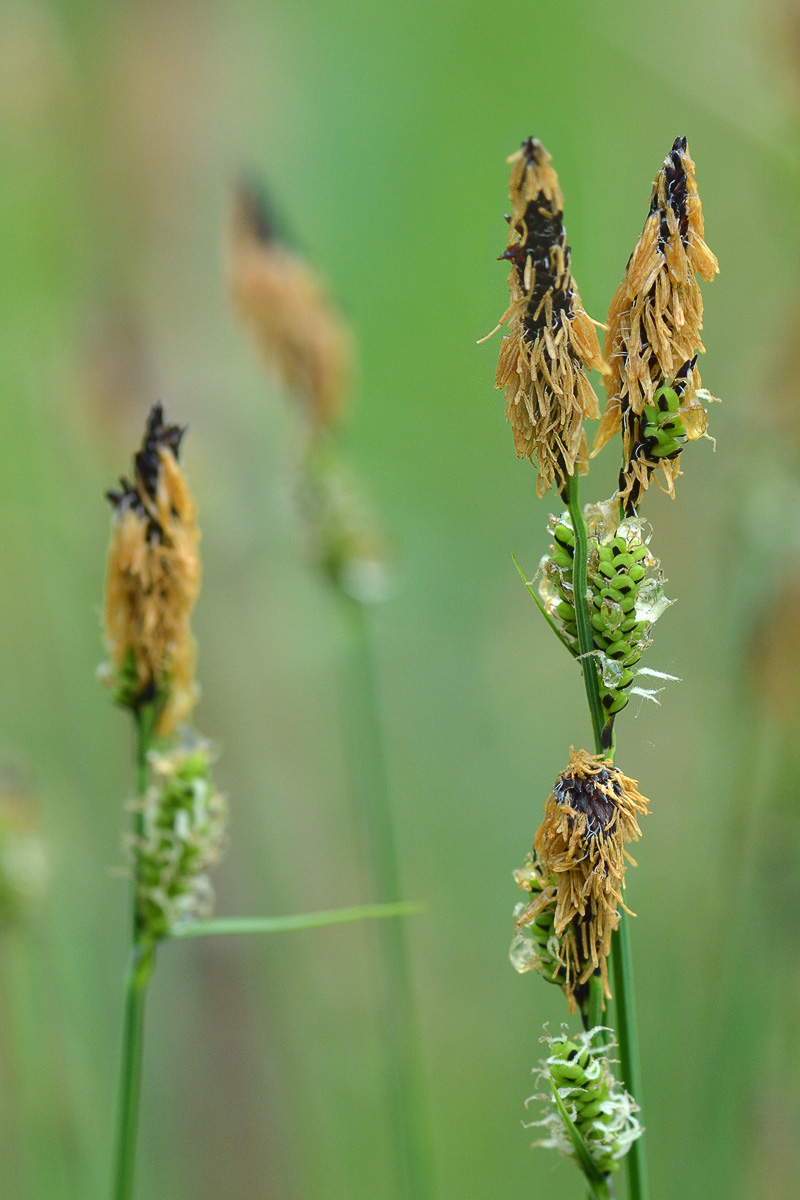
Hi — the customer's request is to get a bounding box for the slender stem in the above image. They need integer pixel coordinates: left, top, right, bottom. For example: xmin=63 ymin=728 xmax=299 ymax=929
xmin=610 ymin=915 xmax=648 ymax=1200
xmin=169 ymin=902 xmax=425 ymax=939
xmin=586 ymin=974 xmax=604 ymax=1033
xmin=110 ymin=710 xmax=156 ymax=1200
xmin=339 ymin=594 xmax=434 ymax=1200
xmin=563 ymin=471 xmax=648 ymax=1200
xmin=563 ymin=474 xmax=605 ymax=752
xmin=112 ymin=941 xmax=154 ymax=1200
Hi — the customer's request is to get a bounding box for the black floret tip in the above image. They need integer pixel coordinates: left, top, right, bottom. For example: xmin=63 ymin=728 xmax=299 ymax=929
xmin=554 ymin=766 xmax=622 ymax=839
xmin=105 ymin=404 xmax=185 ymax=541
xmin=520 ymin=137 xmax=546 ymax=165
xmin=649 ymin=136 xmax=690 ymax=251
xmin=133 ymin=404 xmax=186 ymax=501
xmin=236 ymin=177 xmax=279 ymax=245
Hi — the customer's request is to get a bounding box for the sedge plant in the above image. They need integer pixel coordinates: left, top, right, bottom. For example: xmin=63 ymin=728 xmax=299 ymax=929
xmin=488 ymin=136 xmax=718 ymax=1198
xmin=101 ymin=404 xmax=418 ymax=1200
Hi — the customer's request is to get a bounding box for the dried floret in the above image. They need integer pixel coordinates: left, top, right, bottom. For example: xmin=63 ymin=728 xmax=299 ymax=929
xmin=594 ymin=137 xmax=718 ymax=510
xmin=226 ymin=181 xmax=350 ymax=428
xmin=514 ymin=749 xmax=648 ymax=1009
xmin=104 ymin=404 xmax=200 ymax=734
xmin=494 ymin=139 xmax=607 ymax=497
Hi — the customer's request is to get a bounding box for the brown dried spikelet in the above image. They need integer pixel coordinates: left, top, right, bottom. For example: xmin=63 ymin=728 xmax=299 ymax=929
xmin=494 ymin=138 xmax=607 ymax=498
xmin=594 ymin=137 xmax=718 ymax=508
xmin=105 ymin=404 xmax=200 ymax=735
xmin=226 ymin=181 xmax=350 ymax=429
xmin=515 ymin=748 xmax=648 ymax=1010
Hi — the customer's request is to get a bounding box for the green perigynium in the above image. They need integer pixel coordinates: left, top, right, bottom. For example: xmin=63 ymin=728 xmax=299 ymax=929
xmin=529 ymin=1028 xmax=642 ymax=1174
xmin=130 ymin=737 xmax=227 ymax=940
xmin=539 ymin=505 xmax=673 ymax=720
xmin=509 ymin=853 xmax=566 ymax=990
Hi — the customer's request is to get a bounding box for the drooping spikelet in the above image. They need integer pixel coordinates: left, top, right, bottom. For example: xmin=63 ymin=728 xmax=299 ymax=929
xmin=513 ymin=749 xmax=648 ymax=1010
xmin=594 ymin=137 xmax=719 ymax=511
xmin=226 ymin=181 xmax=350 ymax=429
xmin=494 ymin=138 xmax=606 ymax=498
xmin=104 ymin=405 xmax=200 ymax=734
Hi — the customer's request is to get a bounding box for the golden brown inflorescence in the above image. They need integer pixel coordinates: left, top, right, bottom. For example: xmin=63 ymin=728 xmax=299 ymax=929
xmin=514 ymin=748 xmax=648 ymax=1011
xmin=494 ymin=138 xmax=607 ymax=498
xmin=226 ymin=181 xmax=350 ymax=430
xmin=104 ymin=405 xmax=200 ymax=735
xmin=594 ymin=137 xmax=719 ymax=512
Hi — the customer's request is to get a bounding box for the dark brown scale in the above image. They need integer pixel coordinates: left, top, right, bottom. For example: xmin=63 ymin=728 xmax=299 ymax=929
xmin=650 ymin=136 xmax=689 ymax=252
xmin=106 ymin=404 xmax=186 ymax=542
xmin=672 ymin=355 xmax=696 ymax=395
xmin=502 ymin=139 xmax=574 ymax=343
xmin=554 ymin=766 xmax=621 ymax=839
xmin=236 ymin=178 xmax=279 ymax=245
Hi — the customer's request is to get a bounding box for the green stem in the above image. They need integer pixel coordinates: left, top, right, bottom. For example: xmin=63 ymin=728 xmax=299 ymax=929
xmin=169 ymin=902 xmax=424 ymax=939
xmin=110 ymin=710 xmax=156 ymax=1200
xmin=586 ymin=974 xmax=604 ymax=1033
xmin=111 ymin=941 xmax=154 ymax=1200
xmin=339 ymin=594 xmax=434 ymax=1200
xmin=610 ymin=915 xmax=648 ymax=1200
xmin=563 ymin=474 xmax=605 ymax=752
xmin=563 ymin=471 xmax=648 ymax=1200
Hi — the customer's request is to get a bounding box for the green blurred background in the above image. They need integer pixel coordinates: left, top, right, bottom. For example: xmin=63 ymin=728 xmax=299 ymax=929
xmin=2 ymin=0 xmax=800 ymax=1196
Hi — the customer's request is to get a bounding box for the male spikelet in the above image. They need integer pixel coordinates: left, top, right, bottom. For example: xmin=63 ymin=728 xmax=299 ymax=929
xmin=494 ymin=139 xmax=607 ymax=497
xmin=514 ymin=749 xmax=648 ymax=1009
xmin=594 ymin=137 xmax=718 ymax=510
xmin=104 ymin=405 xmax=200 ymax=734
xmin=226 ymin=181 xmax=350 ymax=429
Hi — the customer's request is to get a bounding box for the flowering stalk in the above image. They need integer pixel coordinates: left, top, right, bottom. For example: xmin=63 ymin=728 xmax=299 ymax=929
xmin=551 ymin=488 xmax=649 ymax=1199
xmin=103 ymin=406 xmax=416 ymax=1200
xmin=493 ymin=135 xmax=716 ymax=1200
xmin=112 ymin=707 xmax=156 ymax=1200
xmin=104 ymin=405 xmax=203 ymax=1200
xmin=227 ymin=183 xmax=431 ymax=1200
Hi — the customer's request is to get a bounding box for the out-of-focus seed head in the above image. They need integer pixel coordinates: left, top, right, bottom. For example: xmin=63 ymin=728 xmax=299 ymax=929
xmin=514 ymin=748 xmax=648 ymax=1010
xmin=594 ymin=138 xmax=719 ymax=511
xmin=130 ymin=736 xmax=227 ymax=940
xmin=104 ymin=404 xmax=200 ymax=735
xmin=226 ymin=180 xmax=351 ymax=429
xmin=293 ymin=433 xmax=393 ymax=603
xmin=494 ymin=138 xmax=607 ymax=498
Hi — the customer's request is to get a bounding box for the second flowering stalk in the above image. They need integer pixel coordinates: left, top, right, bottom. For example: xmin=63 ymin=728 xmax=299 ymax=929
xmin=492 ymin=133 xmax=717 ymax=1200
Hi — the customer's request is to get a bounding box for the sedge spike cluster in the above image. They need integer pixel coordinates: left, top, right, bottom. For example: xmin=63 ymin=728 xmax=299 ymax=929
xmin=539 ymin=506 xmax=672 ymax=732
xmin=493 ymin=137 xmax=606 ymax=498
xmin=103 ymin=404 xmax=200 ymax=735
xmin=512 ymin=750 xmax=648 ymax=1012
xmin=593 ymin=136 xmax=718 ymax=512
xmin=528 ymin=1029 xmax=642 ymax=1174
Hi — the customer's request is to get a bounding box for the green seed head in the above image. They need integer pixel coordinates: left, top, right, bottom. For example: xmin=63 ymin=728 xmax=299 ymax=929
xmin=529 ymin=1027 xmax=643 ymax=1176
